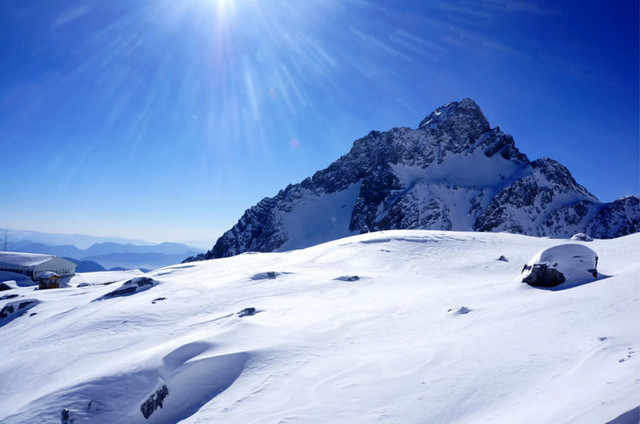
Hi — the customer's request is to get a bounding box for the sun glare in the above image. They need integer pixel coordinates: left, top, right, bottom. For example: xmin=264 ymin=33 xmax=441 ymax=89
xmin=210 ymin=0 xmax=237 ymax=14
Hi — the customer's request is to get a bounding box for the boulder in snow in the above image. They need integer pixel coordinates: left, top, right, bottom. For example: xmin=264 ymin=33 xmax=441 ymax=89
xmin=335 ymin=275 xmax=361 ymax=282
xmin=570 ymin=233 xmax=594 ymax=241
xmin=521 ymin=244 xmax=598 ymax=287
xmin=251 ymin=271 xmax=280 ymax=280
xmin=0 ymin=299 xmax=39 ymax=327
xmin=448 ymin=306 xmax=472 ymax=315
xmin=95 ymin=277 xmax=158 ymax=301
xmin=238 ymin=307 xmax=258 ymax=317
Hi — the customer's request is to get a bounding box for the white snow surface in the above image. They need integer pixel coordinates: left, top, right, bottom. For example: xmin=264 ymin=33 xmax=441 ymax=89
xmin=278 ymin=183 xmax=361 ymax=251
xmin=392 ymin=149 xmax=525 ymax=190
xmin=0 ymin=230 xmax=638 ymax=423
xmin=69 ymin=269 xmax=146 ymax=287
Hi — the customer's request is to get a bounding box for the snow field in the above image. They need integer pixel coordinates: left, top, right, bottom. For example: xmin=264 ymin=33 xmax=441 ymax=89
xmin=0 ymin=230 xmax=638 ymax=423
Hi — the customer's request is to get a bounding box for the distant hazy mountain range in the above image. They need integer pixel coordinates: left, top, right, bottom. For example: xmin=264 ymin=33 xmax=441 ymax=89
xmin=5 ymin=229 xmax=155 ymax=250
xmin=5 ymin=236 xmax=203 ymax=271
xmin=188 ymin=98 xmax=639 ymax=262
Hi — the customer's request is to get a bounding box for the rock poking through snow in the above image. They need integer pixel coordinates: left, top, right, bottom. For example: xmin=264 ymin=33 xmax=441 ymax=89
xmin=0 ymin=299 xmax=39 ymax=327
xmin=95 ymin=277 xmax=158 ymax=301
xmin=571 ymin=233 xmax=594 ymax=241
xmin=140 ymin=384 xmax=169 ymax=419
xmin=448 ymin=306 xmax=472 ymax=315
xmin=238 ymin=307 xmax=258 ymax=317
xmin=521 ymin=244 xmax=598 ymax=288
xmin=335 ymin=275 xmax=361 ymax=282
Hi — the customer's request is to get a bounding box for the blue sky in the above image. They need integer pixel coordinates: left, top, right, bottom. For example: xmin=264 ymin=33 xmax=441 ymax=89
xmin=1 ymin=0 xmax=638 ymax=247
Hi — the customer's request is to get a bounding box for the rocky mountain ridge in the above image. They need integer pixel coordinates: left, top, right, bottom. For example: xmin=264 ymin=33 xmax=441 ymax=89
xmin=188 ymin=98 xmax=639 ymax=261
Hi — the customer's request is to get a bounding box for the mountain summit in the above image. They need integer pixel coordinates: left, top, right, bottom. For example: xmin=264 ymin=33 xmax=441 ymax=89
xmin=189 ymin=98 xmax=639 ymax=261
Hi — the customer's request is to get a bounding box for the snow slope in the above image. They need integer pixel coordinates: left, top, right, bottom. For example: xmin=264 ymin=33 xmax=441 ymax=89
xmin=0 ymin=231 xmax=638 ymax=423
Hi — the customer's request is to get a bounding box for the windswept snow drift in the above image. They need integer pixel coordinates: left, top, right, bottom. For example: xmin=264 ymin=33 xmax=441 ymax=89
xmin=0 ymin=231 xmax=638 ymax=423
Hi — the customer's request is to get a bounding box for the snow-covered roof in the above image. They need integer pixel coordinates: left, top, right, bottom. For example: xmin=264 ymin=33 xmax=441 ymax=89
xmin=37 ymin=271 xmax=60 ymax=279
xmin=0 ymin=252 xmax=56 ymax=268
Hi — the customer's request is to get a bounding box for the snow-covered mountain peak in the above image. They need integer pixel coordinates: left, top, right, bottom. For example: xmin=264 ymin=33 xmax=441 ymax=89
xmin=418 ymin=97 xmax=490 ymax=149
xmin=419 ymin=97 xmax=485 ymax=128
xmin=188 ymin=99 xmax=639 ymax=261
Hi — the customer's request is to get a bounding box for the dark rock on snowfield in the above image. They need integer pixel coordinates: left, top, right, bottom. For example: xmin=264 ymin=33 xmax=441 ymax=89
xmin=238 ymin=307 xmax=258 ymax=317
xmin=521 ymin=244 xmax=598 ymax=288
xmin=94 ymin=277 xmax=158 ymax=301
xmin=140 ymin=384 xmax=169 ymax=419
xmin=0 ymin=299 xmax=39 ymax=328
xmin=521 ymin=264 xmax=567 ymax=287
xmin=186 ymin=98 xmax=639 ymax=261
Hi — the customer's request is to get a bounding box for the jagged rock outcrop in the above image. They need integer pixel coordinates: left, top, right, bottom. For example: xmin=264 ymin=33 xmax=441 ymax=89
xmin=187 ymin=98 xmax=639 ymax=261
xmin=587 ymin=196 xmax=640 ymax=238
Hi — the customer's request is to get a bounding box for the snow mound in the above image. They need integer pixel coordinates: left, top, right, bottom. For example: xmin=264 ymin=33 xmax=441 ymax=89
xmin=0 ymin=298 xmax=39 ymax=327
xmin=521 ymin=243 xmax=598 ymax=287
xmin=571 ymin=233 xmax=594 ymax=241
xmin=0 ymin=271 xmax=35 ymax=287
xmin=6 ymin=341 xmax=249 ymax=423
xmin=95 ymin=276 xmax=159 ymax=301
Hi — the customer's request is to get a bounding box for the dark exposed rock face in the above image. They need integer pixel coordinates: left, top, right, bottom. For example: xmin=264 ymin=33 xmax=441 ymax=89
xmin=186 ymin=98 xmax=639 ymax=261
xmin=521 ymin=264 xmax=567 ymax=287
xmin=588 ymin=196 xmax=640 ymax=239
xmin=473 ymin=158 xmax=599 ymax=236
xmin=60 ymin=408 xmax=73 ymax=424
xmin=140 ymin=384 xmax=169 ymax=419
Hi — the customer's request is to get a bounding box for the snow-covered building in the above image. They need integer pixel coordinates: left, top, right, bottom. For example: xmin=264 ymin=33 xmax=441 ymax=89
xmin=37 ymin=271 xmax=61 ymax=289
xmin=0 ymin=252 xmax=76 ymax=280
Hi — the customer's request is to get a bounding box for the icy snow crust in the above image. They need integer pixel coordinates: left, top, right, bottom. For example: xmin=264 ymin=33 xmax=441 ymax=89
xmin=0 ymin=231 xmax=638 ymax=423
